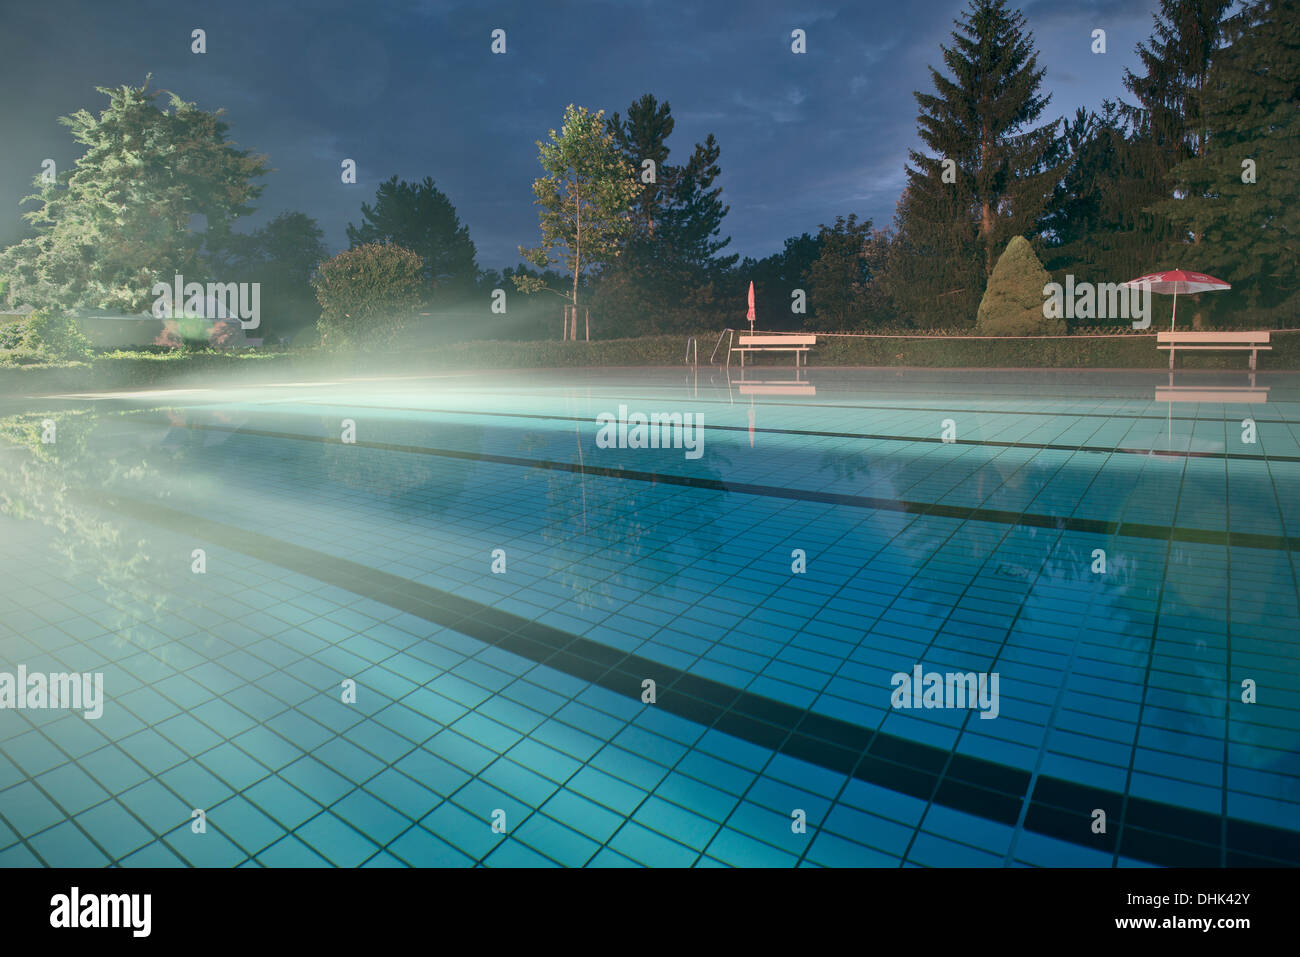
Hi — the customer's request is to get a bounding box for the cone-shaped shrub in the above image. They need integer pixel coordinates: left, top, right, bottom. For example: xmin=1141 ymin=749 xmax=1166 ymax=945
xmin=976 ymin=236 xmax=1063 ymax=336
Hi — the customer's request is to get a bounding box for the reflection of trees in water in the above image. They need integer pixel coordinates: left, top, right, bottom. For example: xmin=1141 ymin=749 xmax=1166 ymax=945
xmin=0 ymin=410 xmax=170 ymax=659
xmin=314 ymin=416 xmax=481 ymax=518
xmin=1163 ymin=543 xmax=1300 ymax=797
xmin=815 ymin=434 xmax=1299 ymax=788
xmin=518 ymin=424 xmax=733 ymax=614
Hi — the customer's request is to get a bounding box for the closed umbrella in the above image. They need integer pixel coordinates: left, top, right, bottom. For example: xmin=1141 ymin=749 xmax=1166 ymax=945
xmin=1121 ymin=269 xmax=1231 ymax=332
xmin=746 ymin=281 xmax=756 ymax=332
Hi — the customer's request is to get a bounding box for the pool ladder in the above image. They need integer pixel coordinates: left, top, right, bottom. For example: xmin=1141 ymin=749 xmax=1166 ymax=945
xmin=685 ymin=329 xmax=735 ymax=366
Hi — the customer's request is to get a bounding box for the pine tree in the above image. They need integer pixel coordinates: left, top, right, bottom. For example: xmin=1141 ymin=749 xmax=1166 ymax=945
xmin=805 ymin=215 xmax=891 ymax=331
xmin=881 ymin=185 xmax=985 ymax=330
xmin=226 ymin=211 xmax=327 ymax=338
xmin=1039 ymin=1 xmax=1233 ymax=294
xmin=1123 ymin=0 xmax=1232 ymax=167
xmin=881 ymin=0 xmax=1062 ymax=328
xmin=739 ymin=232 xmax=826 ymax=332
xmin=606 ymin=95 xmax=674 ymax=242
xmin=1114 ymin=0 xmax=1233 ymax=281
xmin=1041 ymin=101 xmax=1169 ymax=283
xmin=346 ymin=176 xmax=478 ymax=302
xmin=600 ymin=96 xmax=736 ymax=334
xmin=1155 ymin=0 xmax=1300 ymax=324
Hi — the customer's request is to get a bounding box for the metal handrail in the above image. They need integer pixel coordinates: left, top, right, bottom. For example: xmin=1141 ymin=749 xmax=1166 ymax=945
xmin=710 ymin=328 xmax=735 ymax=366
xmin=685 ymin=336 xmax=698 ymax=365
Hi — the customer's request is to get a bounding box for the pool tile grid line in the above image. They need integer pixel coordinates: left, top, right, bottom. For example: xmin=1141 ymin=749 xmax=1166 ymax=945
xmin=127 ymin=401 xmax=1300 ymax=467
xmin=12 ymin=382 xmax=1300 ymax=868
xmin=1 ymin=522 xmax=869 ymax=868
xmin=98 ymin=416 xmax=1300 ymax=806
xmin=110 ymin=415 xmax=1300 ymax=553
xmin=1114 ymin=432 xmax=1214 ymax=867
xmin=258 ymin=378 xmax=1300 ymax=423
xmin=738 ymin=435 xmax=1108 ymax=866
xmin=58 ymin=486 xmax=1300 ymax=867
xmin=2 ymin=504 xmax=977 ymax=868
xmin=883 ymin=437 xmax=1121 ymax=867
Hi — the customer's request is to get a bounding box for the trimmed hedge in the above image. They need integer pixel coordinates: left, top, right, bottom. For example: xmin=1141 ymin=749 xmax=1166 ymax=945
xmin=2 ymin=331 xmax=1297 ymax=394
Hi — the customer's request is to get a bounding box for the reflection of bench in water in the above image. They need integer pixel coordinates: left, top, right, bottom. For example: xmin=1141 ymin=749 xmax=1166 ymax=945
xmin=738 ymin=383 xmax=817 ymax=396
xmin=730 ymin=334 xmax=816 ymax=368
xmin=1154 ymin=386 xmax=1269 ymax=403
xmin=1155 ymin=381 xmax=1269 ymax=447
xmin=1157 ymin=331 xmax=1271 ymax=370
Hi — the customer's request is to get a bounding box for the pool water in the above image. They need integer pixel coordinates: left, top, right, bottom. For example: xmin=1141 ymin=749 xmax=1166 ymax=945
xmin=0 ymin=366 xmax=1296 ymax=867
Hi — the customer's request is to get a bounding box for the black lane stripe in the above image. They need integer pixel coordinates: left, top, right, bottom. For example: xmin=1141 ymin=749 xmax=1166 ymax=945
xmin=382 ymin=385 xmax=1300 ymax=425
xmin=75 ymin=488 xmax=1300 ymax=867
xmin=163 ymin=421 xmax=1300 ymax=554
xmin=270 ymin=401 xmax=1300 ymax=464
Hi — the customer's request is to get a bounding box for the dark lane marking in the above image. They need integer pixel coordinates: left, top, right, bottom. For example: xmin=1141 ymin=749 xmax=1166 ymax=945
xmin=271 ymin=400 xmax=1300 ymax=464
xmin=93 ymin=382 xmax=1300 ymax=426
xmin=76 ymin=488 xmax=1300 ymax=867
xmin=147 ymin=420 xmax=1300 ymax=553
xmin=342 ymin=384 xmax=1300 ymax=425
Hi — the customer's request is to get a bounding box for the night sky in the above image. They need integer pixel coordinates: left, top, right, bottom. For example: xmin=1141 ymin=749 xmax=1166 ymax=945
xmin=0 ymin=0 xmax=1163 ymax=270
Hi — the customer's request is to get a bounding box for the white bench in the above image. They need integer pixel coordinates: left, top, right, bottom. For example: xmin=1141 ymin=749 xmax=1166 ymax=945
xmin=1157 ymin=330 xmax=1271 ymax=370
xmin=730 ymin=334 xmax=816 ymax=368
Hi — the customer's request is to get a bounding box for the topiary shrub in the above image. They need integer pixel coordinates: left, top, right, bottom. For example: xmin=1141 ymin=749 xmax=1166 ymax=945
xmin=976 ymin=236 xmax=1064 ymax=336
xmin=312 ymin=242 xmax=424 ymax=350
xmin=24 ymin=310 xmax=93 ymax=360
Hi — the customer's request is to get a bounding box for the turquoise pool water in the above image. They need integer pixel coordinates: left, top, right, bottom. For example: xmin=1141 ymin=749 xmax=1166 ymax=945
xmin=0 ymin=367 xmax=1296 ymax=867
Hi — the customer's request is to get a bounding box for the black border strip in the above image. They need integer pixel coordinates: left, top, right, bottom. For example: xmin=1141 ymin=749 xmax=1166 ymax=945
xmin=170 ymin=421 xmax=1300 ymax=553
xmin=277 ymin=400 xmax=1300 ymax=464
xmin=75 ymin=488 xmax=1300 ymax=867
xmin=353 ymin=383 xmax=1300 ymax=424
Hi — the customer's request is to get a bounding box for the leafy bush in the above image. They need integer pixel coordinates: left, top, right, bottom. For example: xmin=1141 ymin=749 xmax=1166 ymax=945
xmin=312 ymin=242 xmax=424 ymax=350
xmin=0 ymin=319 xmax=26 ymax=350
xmin=24 ymin=311 xmax=93 ymax=360
xmin=976 ymin=236 xmax=1064 ymax=336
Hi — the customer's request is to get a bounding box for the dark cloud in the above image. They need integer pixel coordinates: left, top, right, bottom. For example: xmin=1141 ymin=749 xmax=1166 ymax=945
xmin=0 ymin=0 xmax=1158 ymax=269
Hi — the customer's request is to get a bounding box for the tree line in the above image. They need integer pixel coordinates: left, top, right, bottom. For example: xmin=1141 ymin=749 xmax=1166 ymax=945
xmin=1 ymin=0 xmax=1295 ymax=348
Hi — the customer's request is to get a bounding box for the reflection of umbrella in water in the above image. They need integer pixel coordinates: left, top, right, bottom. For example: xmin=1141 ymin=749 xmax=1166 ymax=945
xmin=1121 ymin=269 xmax=1230 ymax=331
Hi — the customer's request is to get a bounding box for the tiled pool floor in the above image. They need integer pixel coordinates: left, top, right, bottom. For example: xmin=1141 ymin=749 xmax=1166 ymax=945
xmin=0 ymin=368 xmax=1296 ymax=866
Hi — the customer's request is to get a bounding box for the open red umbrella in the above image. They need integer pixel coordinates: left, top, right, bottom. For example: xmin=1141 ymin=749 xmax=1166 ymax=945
xmin=1121 ymin=269 xmax=1231 ymax=331
xmin=746 ymin=280 xmax=756 ymax=331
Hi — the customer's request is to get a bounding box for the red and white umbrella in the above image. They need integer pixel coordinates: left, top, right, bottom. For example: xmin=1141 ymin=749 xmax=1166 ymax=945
xmin=1121 ymin=269 xmax=1231 ymax=331
xmin=746 ymin=280 xmax=756 ymax=331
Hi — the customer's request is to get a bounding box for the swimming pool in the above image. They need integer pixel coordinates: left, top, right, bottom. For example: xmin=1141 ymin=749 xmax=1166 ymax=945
xmin=1 ymin=366 xmax=1297 ymax=867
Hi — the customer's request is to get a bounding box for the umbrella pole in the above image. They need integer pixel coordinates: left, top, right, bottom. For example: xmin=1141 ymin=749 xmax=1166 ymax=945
xmin=1171 ymin=288 xmax=1178 ymax=332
